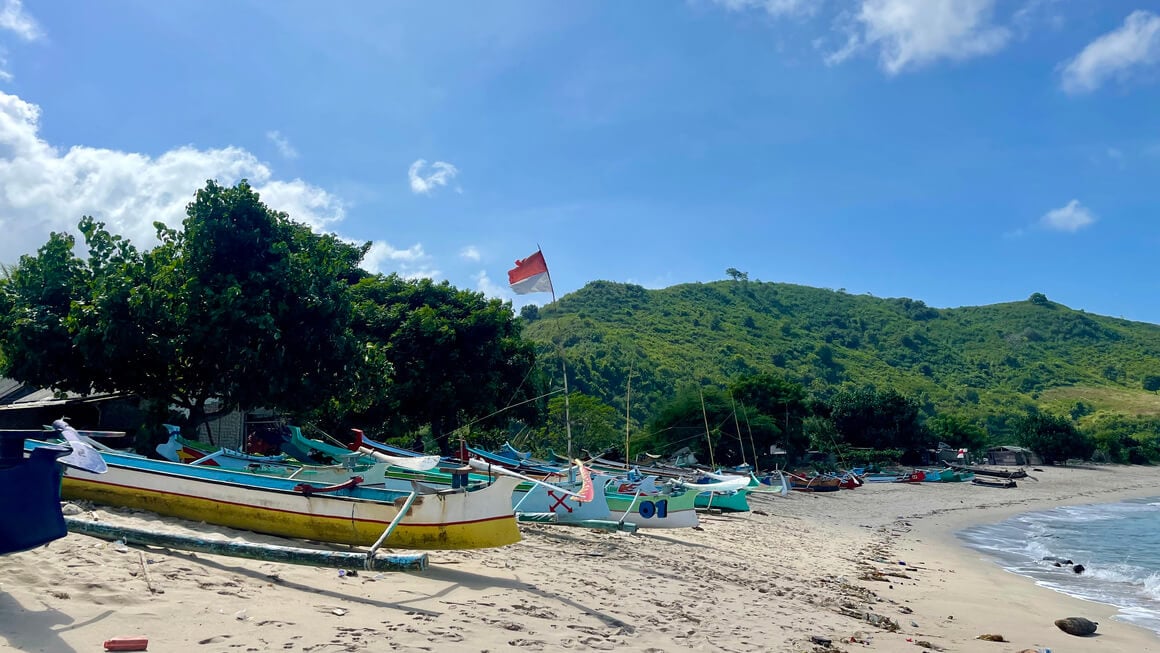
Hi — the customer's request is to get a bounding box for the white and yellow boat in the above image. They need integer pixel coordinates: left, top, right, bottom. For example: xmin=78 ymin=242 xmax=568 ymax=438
xmin=24 ymin=440 xmax=521 ymax=550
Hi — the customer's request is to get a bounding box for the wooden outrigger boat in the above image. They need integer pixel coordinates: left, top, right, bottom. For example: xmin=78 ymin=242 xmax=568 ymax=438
xmin=679 ymin=471 xmax=753 ymax=512
xmin=605 ymin=482 xmax=699 ymax=528
xmin=299 ymin=428 xmax=621 ymax=528
xmin=466 ymin=445 xmax=563 ymax=477
xmin=750 ymin=470 xmax=791 ymax=496
xmin=972 ymin=476 xmax=1017 ymax=489
xmin=952 ymin=464 xmax=1028 ymax=480
xmin=323 ymin=429 xmax=683 ymax=529
xmin=787 ymin=472 xmax=842 ymax=492
xmin=24 ymin=439 xmax=522 ymax=550
xmin=895 ymin=470 xmax=926 ymax=483
xmin=156 ymin=425 xmax=299 ymax=467
xmin=921 ymin=468 xmax=957 ymax=483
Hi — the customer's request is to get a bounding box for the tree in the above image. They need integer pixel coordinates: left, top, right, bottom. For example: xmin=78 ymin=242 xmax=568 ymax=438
xmin=0 ymin=232 xmax=97 ymax=391
xmin=344 ymin=274 xmax=538 ymax=455
xmin=926 ymin=413 xmax=987 ymax=454
xmin=827 ymin=387 xmax=930 ymax=458
xmin=0 ymin=180 xmax=373 ymax=441
xmin=728 ymin=373 xmax=809 ymax=460
xmin=1028 ymin=292 xmax=1050 ymax=306
xmin=1144 ymin=375 xmax=1160 ymax=392
xmin=725 ymin=268 xmax=748 ymax=282
xmin=545 ymin=392 xmax=624 ymax=458
xmin=1015 ymin=412 xmax=1096 ymax=464
xmin=646 ymin=386 xmax=748 ymax=466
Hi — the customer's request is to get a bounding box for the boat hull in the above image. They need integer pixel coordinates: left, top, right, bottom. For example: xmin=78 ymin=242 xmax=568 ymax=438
xmin=606 ymin=488 xmax=699 ymax=528
xmin=513 ymin=480 xmax=612 ymax=522
xmin=30 ymin=441 xmax=521 ymax=550
xmin=694 ymin=490 xmax=750 ymax=512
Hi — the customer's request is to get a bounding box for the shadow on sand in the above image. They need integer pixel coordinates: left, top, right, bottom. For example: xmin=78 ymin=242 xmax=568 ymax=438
xmin=418 ymin=565 xmax=635 ymax=631
xmin=0 ymin=591 xmax=113 ymax=653
xmin=160 ymin=548 xmax=442 ymax=617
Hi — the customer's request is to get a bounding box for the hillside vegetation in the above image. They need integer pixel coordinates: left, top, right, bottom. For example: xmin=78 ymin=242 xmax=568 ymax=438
xmin=522 ymin=280 xmax=1160 ymax=444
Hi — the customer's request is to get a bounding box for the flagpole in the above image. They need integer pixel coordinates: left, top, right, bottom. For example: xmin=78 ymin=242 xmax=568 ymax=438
xmin=538 ymin=247 xmax=573 ymax=466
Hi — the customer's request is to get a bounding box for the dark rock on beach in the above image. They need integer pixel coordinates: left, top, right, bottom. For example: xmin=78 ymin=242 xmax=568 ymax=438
xmin=1073 ymin=564 xmax=1085 ymax=574
xmin=1055 ymin=616 xmax=1098 ymax=636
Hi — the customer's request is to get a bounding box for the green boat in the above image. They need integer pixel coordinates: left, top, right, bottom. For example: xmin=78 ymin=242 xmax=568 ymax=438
xmin=604 ymin=478 xmax=700 ymax=528
xmin=694 ymin=488 xmax=751 ymax=512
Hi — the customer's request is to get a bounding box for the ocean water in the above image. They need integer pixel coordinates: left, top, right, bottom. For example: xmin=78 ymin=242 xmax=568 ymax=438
xmin=958 ymin=497 xmax=1160 ymax=636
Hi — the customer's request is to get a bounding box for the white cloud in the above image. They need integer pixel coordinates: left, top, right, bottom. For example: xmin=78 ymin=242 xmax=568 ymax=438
xmin=1012 ymin=0 xmax=1063 ymax=34
xmin=361 ymin=241 xmax=437 ymax=279
xmin=827 ymin=0 xmax=1011 ymax=74
xmin=265 ymin=130 xmax=298 ymax=160
xmin=709 ymin=0 xmax=819 ymax=17
xmin=1060 ymin=11 xmax=1160 ymax=94
xmin=1040 ymin=199 xmax=1096 ymax=232
xmin=459 ymin=245 xmax=481 ymax=262
xmin=0 ymin=49 xmax=11 ymax=82
xmin=473 ymin=270 xmax=511 ymax=300
xmin=0 ymin=0 xmax=41 ymax=41
xmin=0 ymin=90 xmax=346 ymax=265
xmin=408 ymin=159 xmax=459 ymax=195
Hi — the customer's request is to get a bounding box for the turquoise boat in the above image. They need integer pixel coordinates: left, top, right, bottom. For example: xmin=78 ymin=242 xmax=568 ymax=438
xmin=694 ymin=488 xmax=751 ymax=512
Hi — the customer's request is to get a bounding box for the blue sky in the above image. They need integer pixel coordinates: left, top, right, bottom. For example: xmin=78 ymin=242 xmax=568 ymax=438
xmin=1 ymin=0 xmax=1158 ymax=322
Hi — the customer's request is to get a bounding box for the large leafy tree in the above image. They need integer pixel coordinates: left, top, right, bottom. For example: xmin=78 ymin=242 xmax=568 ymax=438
xmin=926 ymin=413 xmax=988 ymax=454
xmin=826 ymin=386 xmax=931 ymax=457
xmin=728 ymin=372 xmax=810 ymax=459
xmin=544 ymin=391 xmax=624 ymax=459
xmin=646 ymin=386 xmax=751 ymax=467
xmin=1016 ymin=412 xmax=1096 ymax=464
xmin=0 ymin=180 xmax=373 ymax=440
xmin=0 ymin=232 xmax=96 ymax=391
xmin=345 ymin=274 xmax=538 ymax=455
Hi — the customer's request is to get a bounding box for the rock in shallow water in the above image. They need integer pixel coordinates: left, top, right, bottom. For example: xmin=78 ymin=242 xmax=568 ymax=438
xmin=1055 ymin=616 xmax=1098 ymax=636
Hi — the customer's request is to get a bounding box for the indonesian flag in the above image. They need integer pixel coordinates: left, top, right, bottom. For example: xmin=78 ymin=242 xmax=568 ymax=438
xmin=508 ymin=250 xmax=554 ymax=295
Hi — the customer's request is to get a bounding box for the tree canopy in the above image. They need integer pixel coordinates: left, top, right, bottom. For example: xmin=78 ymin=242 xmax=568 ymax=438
xmin=0 ymin=181 xmax=372 ymax=440
xmin=1016 ymin=412 xmax=1096 ymax=464
xmin=338 ymin=273 xmax=538 ymax=455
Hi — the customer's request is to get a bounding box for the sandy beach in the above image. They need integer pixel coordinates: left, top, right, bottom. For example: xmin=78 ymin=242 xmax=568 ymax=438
xmin=3 ymin=466 xmax=1160 ymax=652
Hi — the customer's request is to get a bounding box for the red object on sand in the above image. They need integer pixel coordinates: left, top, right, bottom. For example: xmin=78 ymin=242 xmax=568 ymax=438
xmin=103 ymin=637 xmax=149 ymax=651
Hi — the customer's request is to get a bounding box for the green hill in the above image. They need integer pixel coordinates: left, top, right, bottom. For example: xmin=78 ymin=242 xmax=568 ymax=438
xmin=522 ymin=280 xmax=1160 ymax=438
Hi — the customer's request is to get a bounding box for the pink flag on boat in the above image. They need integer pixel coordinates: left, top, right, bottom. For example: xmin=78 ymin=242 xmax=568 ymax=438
xmin=574 ymin=461 xmax=595 ymax=503
xmin=508 ymin=250 xmax=554 ymax=295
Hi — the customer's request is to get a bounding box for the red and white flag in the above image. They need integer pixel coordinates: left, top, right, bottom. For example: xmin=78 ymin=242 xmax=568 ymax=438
xmin=573 ymin=461 xmax=595 ymax=503
xmin=508 ymin=250 xmax=554 ymax=295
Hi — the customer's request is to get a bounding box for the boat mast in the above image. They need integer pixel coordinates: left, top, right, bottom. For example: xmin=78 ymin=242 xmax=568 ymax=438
xmin=624 ymin=361 xmax=633 ymax=465
xmin=540 ymin=248 xmax=573 ymax=464
xmin=699 ymin=387 xmax=716 ymax=470
xmin=729 ymin=392 xmax=748 ymax=470
xmin=740 ymin=403 xmax=762 ymax=475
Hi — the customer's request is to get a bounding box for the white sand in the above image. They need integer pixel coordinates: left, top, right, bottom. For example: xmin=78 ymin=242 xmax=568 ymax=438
xmin=3 ymin=465 xmax=1160 ymax=652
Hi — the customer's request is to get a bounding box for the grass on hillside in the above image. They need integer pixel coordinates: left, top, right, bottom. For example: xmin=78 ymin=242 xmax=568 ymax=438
xmin=1039 ymin=386 xmax=1160 ymax=416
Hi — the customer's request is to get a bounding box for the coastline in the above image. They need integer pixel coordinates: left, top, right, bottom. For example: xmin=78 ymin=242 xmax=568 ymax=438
xmin=869 ymin=466 xmax=1160 ymax=652
xmin=2 ymin=466 xmax=1160 ymax=652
